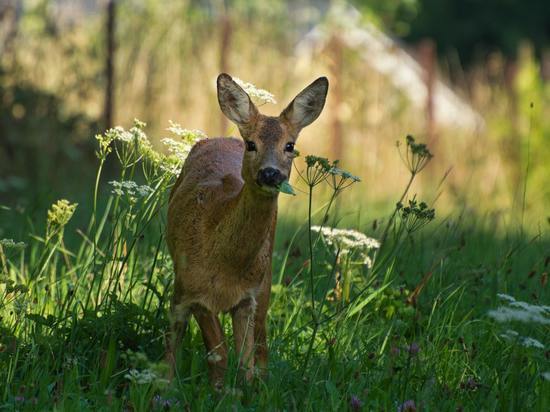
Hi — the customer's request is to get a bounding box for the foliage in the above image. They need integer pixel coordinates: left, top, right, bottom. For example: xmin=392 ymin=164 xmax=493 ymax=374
xmin=1 ymin=120 xmax=548 ymax=410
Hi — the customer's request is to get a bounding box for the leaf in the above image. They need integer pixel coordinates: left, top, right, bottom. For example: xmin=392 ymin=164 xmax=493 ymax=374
xmin=278 ymin=180 xmax=296 ymax=196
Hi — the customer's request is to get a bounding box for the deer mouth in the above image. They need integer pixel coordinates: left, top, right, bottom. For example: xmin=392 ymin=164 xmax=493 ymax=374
xmin=255 ymin=180 xmax=280 ymax=196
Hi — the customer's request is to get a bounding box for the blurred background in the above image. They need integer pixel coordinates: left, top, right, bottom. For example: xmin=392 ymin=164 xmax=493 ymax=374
xmin=1 ymin=0 xmax=549 ymax=235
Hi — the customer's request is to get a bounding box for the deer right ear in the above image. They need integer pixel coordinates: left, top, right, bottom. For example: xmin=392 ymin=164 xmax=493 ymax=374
xmin=217 ymin=73 xmax=258 ymax=127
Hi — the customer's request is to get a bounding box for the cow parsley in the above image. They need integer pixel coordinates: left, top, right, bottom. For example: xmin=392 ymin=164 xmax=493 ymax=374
xmin=109 ymin=180 xmax=154 ymax=199
xmin=232 ymin=77 xmax=277 ymax=105
xmin=0 ymin=238 xmax=26 ymax=250
xmin=488 ymin=294 xmax=550 ymax=325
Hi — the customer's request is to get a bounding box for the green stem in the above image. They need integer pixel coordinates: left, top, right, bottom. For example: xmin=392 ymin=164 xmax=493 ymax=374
xmin=379 ymin=172 xmax=416 ymax=247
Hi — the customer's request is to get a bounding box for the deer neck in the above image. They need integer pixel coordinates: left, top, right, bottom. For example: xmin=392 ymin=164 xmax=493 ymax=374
xmin=218 ymin=182 xmax=278 ymax=269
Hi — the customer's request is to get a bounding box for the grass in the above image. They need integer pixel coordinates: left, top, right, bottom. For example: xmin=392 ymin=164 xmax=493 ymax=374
xmin=1 ymin=126 xmax=549 ymax=411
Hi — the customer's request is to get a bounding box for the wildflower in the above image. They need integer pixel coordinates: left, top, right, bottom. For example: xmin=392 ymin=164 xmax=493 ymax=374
xmin=497 ymin=293 xmax=516 ymax=303
xmin=161 ymin=138 xmax=193 ymax=163
xmin=124 ymin=368 xmax=168 ymax=386
xmin=105 ymin=126 xmax=133 ymax=143
xmin=46 ymin=199 xmax=77 ymax=239
xmin=0 ymin=239 xmax=26 ymax=250
xmin=521 ymin=337 xmax=545 ymax=349
xmin=350 ymin=395 xmax=363 ymax=411
xmin=301 ymin=155 xmax=335 ymax=187
xmin=461 ymin=377 xmax=480 ymax=391
xmin=488 ymin=294 xmax=550 ymax=325
xmin=47 ymin=199 xmax=78 ymax=228
xmin=397 ymin=134 xmax=433 ymax=175
xmin=406 ymin=342 xmax=420 ymax=356
xmin=397 ymin=199 xmax=435 ymax=233
xmin=167 ymin=121 xmax=207 ymax=142
xmin=542 ymin=371 xmax=550 ymax=381
xmin=327 ymin=162 xmax=361 ymax=191
xmin=398 ymin=399 xmax=416 ymax=412
xmin=311 ymin=226 xmax=380 ymax=253
xmin=109 ymin=180 xmax=154 ymax=199
xmin=152 ymin=395 xmax=180 ymax=409
xmin=232 ymin=77 xmax=276 ymax=105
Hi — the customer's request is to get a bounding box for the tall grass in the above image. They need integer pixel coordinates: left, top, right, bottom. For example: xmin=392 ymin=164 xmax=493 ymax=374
xmin=1 ymin=121 xmax=548 ymax=410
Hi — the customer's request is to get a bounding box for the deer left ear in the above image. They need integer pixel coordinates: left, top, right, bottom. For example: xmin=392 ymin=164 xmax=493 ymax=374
xmin=280 ymin=77 xmax=329 ymax=132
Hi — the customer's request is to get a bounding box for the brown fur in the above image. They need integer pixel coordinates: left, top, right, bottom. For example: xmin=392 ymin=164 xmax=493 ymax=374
xmin=165 ymin=74 xmax=328 ymax=388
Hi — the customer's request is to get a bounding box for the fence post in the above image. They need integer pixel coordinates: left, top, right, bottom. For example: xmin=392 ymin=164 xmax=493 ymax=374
xmin=328 ymin=35 xmax=343 ymax=163
xmin=104 ymin=0 xmax=116 ymax=130
xmin=419 ymin=39 xmax=436 ymax=149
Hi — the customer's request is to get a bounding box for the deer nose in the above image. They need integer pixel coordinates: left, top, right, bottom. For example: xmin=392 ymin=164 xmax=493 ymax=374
xmin=257 ymin=167 xmax=286 ymax=187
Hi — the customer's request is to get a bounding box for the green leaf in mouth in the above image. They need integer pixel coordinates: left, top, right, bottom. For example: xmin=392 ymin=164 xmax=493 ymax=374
xmin=278 ymin=180 xmax=296 ymax=196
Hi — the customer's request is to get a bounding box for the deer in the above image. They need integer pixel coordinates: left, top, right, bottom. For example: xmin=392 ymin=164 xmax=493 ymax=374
xmin=165 ymin=73 xmax=329 ymax=388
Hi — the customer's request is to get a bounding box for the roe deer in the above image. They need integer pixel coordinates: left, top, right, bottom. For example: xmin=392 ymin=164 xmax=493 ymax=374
xmin=166 ymin=73 xmax=328 ymax=388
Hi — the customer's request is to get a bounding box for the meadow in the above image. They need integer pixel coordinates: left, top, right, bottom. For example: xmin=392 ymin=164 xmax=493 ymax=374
xmin=1 ymin=119 xmax=548 ymax=411
xmin=1 ymin=1 xmax=550 ymax=411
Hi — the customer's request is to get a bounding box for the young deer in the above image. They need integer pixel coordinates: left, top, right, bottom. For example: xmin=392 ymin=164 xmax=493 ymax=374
xmin=166 ymin=73 xmax=328 ymax=387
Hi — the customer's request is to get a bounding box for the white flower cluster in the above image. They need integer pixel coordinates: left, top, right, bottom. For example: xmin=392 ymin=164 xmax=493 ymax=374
xmin=311 ymin=226 xmax=380 ymax=266
xmin=166 ymin=121 xmax=207 ymax=142
xmin=108 ymin=126 xmax=133 ymax=143
xmin=0 ymin=238 xmax=26 ymax=250
xmin=488 ymin=294 xmax=550 ymax=325
xmin=500 ymin=329 xmax=545 ymax=349
xmin=109 ymin=180 xmax=154 ymax=198
xmin=312 ymin=226 xmax=380 ymax=250
xmin=124 ymin=368 xmax=168 ymax=385
xmin=233 ymin=77 xmax=277 ymax=105
xmin=159 ymin=121 xmax=206 ymax=173
xmin=161 ymin=138 xmax=193 ymax=163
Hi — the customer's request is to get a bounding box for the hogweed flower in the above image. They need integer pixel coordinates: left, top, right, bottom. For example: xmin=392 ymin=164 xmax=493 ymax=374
xmin=397 ymin=134 xmax=433 ymax=175
xmin=0 ymin=239 xmax=26 ymax=250
xmin=46 ymin=199 xmax=77 ymax=239
xmin=232 ymin=77 xmax=277 ymax=105
xmin=301 ymin=155 xmax=334 ymax=187
xmin=328 ymin=161 xmax=361 ymax=191
xmin=397 ymin=199 xmax=435 ymax=233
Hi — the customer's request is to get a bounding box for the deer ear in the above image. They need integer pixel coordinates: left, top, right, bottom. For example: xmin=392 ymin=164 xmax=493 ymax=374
xmin=217 ymin=73 xmax=258 ymax=127
xmin=280 ymin=77 xmax=329 ymax=132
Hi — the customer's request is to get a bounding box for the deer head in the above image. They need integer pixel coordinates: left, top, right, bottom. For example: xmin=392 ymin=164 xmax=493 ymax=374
xmin=217 ymin=73 xmax=329 ymax=196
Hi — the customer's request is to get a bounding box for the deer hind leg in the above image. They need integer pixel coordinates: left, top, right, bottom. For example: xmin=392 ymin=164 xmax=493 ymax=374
xmin=165 ymin=281 xmax=190 ymax=380
xmin=192 ymin=305 xmax=227 ymax=389
xmin=231 ymin=297 xmax=256 ymax=382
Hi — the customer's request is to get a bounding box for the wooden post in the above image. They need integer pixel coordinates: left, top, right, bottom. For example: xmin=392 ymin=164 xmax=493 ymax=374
xmin=419 ymin=39 xmax=436 ymax=149
xmin=219 ymin=14 xmax=232 ymax=135
xmin=328 ymin=35 xmax=343 ymax=163
xmin=104 ymin=0 xmax=116 ymax=130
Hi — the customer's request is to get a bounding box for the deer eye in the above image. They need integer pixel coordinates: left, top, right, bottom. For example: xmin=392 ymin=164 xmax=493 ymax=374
xmin=284 ymin=142 xmax=295 ymax=152
xmin=245 ymin=141 xmax=257 ymax=152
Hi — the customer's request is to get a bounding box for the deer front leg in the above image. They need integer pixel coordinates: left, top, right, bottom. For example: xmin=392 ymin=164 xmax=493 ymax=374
xmin=231 ymin=297 xmax=256 ymax=382
xmin=192 ymin=305 xmax=227 ymax=389
xmin=254 ymin=269 xmax=271 ymax=375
